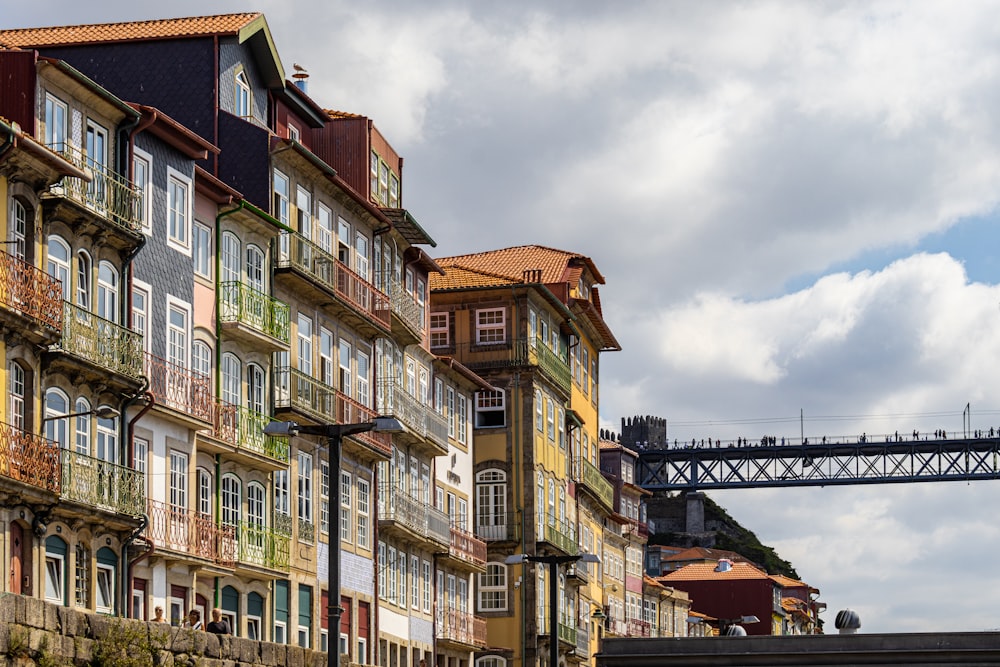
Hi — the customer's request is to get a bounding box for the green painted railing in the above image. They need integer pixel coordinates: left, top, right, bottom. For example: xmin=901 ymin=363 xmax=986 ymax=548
xmin=544 ymin=516 xmax=579 ymax=555
xmin=274 ymin=366 xmax=336 ymax=423
xmin=530 ymin=341 xmax=572 ymax=395
xmin=48 ymin=143 xmax=143 ymax=235
xmin=558 ymin=621 xmax=577 ymax=645
xmin=574 ymin=456 xmax=615 ymax=511
xmin=218 ymin=281 xmax=290 ymax=344
xmin=60 ymin=450 xmax=145 ymax=516
xmin=235 ymin=520 xmax=290 ymax=571
xmin=451 ymin=339 xmax=571 ymax=394
xmin=212 ymin=402 xmax=289 ymax=464
xmin=60 ymin=301 xmax=144 ymax=380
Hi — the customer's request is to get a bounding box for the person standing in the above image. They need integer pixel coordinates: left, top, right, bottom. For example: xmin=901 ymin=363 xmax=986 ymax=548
xmin=152 ymin=606 xmax=166 ymax=623
xmin=184 ymin=609 xmax=203 ymax=630
xmin=206 ymin=608 xmax=231 ymax=635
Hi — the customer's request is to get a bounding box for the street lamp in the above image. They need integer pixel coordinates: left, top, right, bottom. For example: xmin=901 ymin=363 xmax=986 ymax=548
xmin=505 ymin=552 xmax=601 ymax=667
xmin=264 ymin=417 xmax=403 ymax=667
xmin=718 ymin=615 xmax=760 ymax=636
xmin=41 ymin=405 xmax=121 ymax=423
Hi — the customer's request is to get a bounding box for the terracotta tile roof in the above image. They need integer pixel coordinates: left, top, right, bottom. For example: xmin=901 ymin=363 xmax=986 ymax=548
xmin=430 ymin=266 xmax=520 ymax=291
xmin=661 ymin=561 xmax=770 ymax=582
xmin=664 ymin=547 xmax=748 ymax=563
xmin=325 ymin=109 xmax=365 ymax=119
xmin=0 ymin=13 xmax=262 ymax=49
xmin=770 ymin=574 xmax=808 ymax=588
xmin=435 ymin=245 xmax=604 ymax=287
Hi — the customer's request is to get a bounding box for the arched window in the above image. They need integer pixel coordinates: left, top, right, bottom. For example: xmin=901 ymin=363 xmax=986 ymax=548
xmin=97 ymin=260 xmax=118 ymax=323
xmin=247 ymin=591 xmax=264 ymax=641
xmin=536 ymin=472 xmax=545 ymax=534
xmin=8 ymin=360 xmax=26 ymax=430
xmin=478 ymin=563 xmax=507 ymax=612
xmin=476 ymin=469 xmax=506 ymax=539
xmin=221 ymin=353 xmax=241 ymax=405
xmin=96 ymin=407 xmax=117 ymax=463
xmin=74 ymin=397 xmax=91 ymax=455
xmin=221 ymin=474 xmax=241 ymax=527
xmin=248 ymin=482 xmax=266 ymax=528
xmin=192 ymin=340 xmax=212 ymax=381
xmin=475 ymin=658 xmax=507 ymax=667
xmin=246 ymin=244 xmax=265 ymax=292
xmin=247 ymin=363 xmax=266 ymax=413
xmin=46 ymin=236 xmax=70 ymax=301
xmin=95 ymin=547 xmax=117 ymax=614
xmin=45 ymin=535 xmax=68 ymax=604
xmin=221 ymin=231 xmax=241 ymax=284
xmin=221 ymin=585 xmax=240 ymax=637
xmin=44 ymin=388 xmax=69 ymax=449
xmin=76 ymin=250 xmax=91 ymax=309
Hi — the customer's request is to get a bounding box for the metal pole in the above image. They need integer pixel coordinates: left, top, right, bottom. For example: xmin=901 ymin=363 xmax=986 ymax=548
xmin=549 ymin=560 xmax=559 ymax=667
xmin=329 ymin=432 xmax=343 ymax=667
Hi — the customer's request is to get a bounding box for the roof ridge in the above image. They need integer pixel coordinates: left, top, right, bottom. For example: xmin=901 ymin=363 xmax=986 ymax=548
xmin=0 ymin=13 xmax=263 ymax=47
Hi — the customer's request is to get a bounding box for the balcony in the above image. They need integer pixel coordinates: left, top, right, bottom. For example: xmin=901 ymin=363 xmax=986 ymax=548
xmin=145 ymin=499 xmax=233 ymax=566
xmin=275 ymin=233 xmax=391 ymax=337
xmin=377 ymin=483 xmax=450 ymax=548
xmin=145 ymin=352 xmax=213 ymax=425
xmin=573 ymin=621 xmax=590 ymax=659
xmin=44 ymin=143 xmax=143 ymax=249
xmin=436 ymin=609 xmax=487 ymax=649
xmin=0 ymin=250 xmax=63 ymax=343
xmin=233 ymin=520 xmax=291 ymax=572
xmin=558 ymin=621 xmax=578 ymax=647
xmin=274 ymin=366 xmax=336 ymax=424
xmin=203 ymin=401 xmax=289 ymax=469
xmin=0 ymin=420 xmax=60 ymax=494
xmin=567 ymin=559 xmax=591 ymax=585
xmin=605 ymin=618 xmax=627 ymax=637
xmin=450 ymin=339 xmax=571 ymax=396
xmin=54 ymin=301 xmax=144 ymax=385
xmin=441 ymin=524 xmax=487 ymax=571
xmin=60 ymin=450 xmax=144 ymax=517
xmin=218 ymin=281 xmax=290 ymax=350
xmin=376 ymin=379 xmax=448 ymax=455
xmin=542 ymin=515 xmax=578 ymax=556
xmin=626 ymin=518 xmax=649 ymax=538
xmin=475 ymin=511 xmax=520 ymax=543
xmin=627 ymin=619 xmax=652 ymax=638
xmin=573 ymin=457 xmax=615 ymax=512
xmin=386 ymin=277 xmax=423 ymax=346
xmin=334 ymin=390 xmax=392 ymax=459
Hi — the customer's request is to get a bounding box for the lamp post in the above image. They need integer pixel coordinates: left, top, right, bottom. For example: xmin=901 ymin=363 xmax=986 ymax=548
xmin=506 ymin=552 xmax=600 ymax=667
xmin=264 ymin=417 xmax=403 ymax=667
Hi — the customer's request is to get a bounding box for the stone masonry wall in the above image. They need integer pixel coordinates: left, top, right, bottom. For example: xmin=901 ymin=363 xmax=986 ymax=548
xmin=0 ymin=594 xmax=328 ymax=667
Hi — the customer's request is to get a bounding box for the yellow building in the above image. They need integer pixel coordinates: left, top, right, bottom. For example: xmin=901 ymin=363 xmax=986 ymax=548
xmin=429 ymin=245 xmax=620 ymax=667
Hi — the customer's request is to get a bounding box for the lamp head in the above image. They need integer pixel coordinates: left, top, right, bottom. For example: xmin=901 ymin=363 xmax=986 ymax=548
xmin=264 ymin=420 xmax=299 ymax=437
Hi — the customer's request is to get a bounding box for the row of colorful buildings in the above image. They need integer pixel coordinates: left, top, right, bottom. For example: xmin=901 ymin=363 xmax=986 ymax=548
xmin=0 ymin=10 xmax=715 ymax=667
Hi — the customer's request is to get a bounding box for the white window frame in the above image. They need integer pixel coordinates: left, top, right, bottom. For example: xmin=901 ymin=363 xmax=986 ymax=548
xmin=475 ymin=389 xmax=505 ymax=428
xmin=166 ymin=297 xmax=191 ymax=370
xmin=133 ymin=147 xmax=152 ymax=234
xmin=429 ymin=312 xmax=449 ymax=348
xmin=357 ymin=478 xmax=370 ymax=548
xmin=166 ymin=167 xmax=193 ymax=254
xmin=45 ymin=553 xmax=64 ymax=603
xmin=475 ymin=308 xmax=506 ymax=344
xmin=235 ymin=69 xmax=252 ymax=119
xmin=96 ymin=563 xmax=115 ymax=614
xmin=193 ymin=221 xmax=212 ymax=278
xmin=478 ymin=563 xmax=507 ymax=612
xmin=340 ymin=470 xmax=352 ymax=543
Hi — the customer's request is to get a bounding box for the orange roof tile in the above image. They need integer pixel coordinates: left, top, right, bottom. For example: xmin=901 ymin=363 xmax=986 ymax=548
xmin=769 ymin=574 xmax=808 ymax=588
xmin=325 ymin=109 xmax=365 ymax=120
xmin=435 ymin=245 xmax=605 ymax=287
xmin=661 ymin=561 xmax=770 ymax=582
xmin=430 ymin=266 xmax=520 ymax=291
xmin=0 ymin=13 xmax=262 ymax=49
xmin=664 ymin=547 xmax=748 ymax=563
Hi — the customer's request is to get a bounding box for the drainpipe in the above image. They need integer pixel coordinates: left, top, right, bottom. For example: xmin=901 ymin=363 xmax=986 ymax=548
xmin=120 ymin=514 xmax=148 ymax=617
xmin=120 ymin=389 xmax=152 ymax=617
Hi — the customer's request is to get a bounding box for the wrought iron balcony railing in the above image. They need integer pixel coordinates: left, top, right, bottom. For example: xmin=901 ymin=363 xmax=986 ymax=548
xmin=558 ymin=621 xmax=577 ymax=645
xmin=146 ymin=499 xmax=231 ymax=565
xmin=276 ymin=233 xmax=391 ymax=330
xmin=575 ymin=621 xmax=590 ymax=657
xmin=378 ymin=482 xmax=450 ymax=546
xmin=376 ymin=379 xmax=448 ymax=450
xmin=218 ymin=281 xmax=290 ymax=344
xmin=145 ymin=352 xmax=213 ymax=422
xmin=212 ymin=401 xmax=290 ymax=464
xmin=0 ymin=250 xmax=63 ymax=332
xmin=334 ymin=390 xmax=391 ymax=457
xmin=386 ymin=276 xmax=424 ymax=336
xmin=60 ymin=450 xmax=144 ymax=516
xmin=475 ymin=510 xmax=519 ymax=542
xmin=448 ymin=339 xmax=571 ymax=395
xmin=436 ymin=609 xmax=487 ymax=647
xmin=233 ymin=520 xmax=290 ymax=571
xmin=274 ymin=366 xmax=336 ymax=423
xmin=0 ymin=420 xmax=60 ymax=493
xmin=448 ymin=524 xmax=487 ymax=567
xmin=59 ymin=301 xmax=144 ymax=380
xmin=47 ymin=143 xmax=143 ymax=235
xmin=627 ymin=619 xmax=652 ymax=638
xmin=573 ymin=457 xmax=615 ymax=511
xmin=543 ymin=514 xmax=579 ymax=555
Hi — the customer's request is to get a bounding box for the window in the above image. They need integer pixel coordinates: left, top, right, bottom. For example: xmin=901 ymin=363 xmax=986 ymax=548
xmin=167 ymin=300 xmax=189 ymax=369
xmin=476 ymin=467 xmax=508 ymax=536
xmin=167 ymin=169 xmax=191 ymax=252
xmin=274 ymin=170 xmax=290 ymax=228
xmin=457 ymin=395 xmax=468 ymax=444
xmin=389 ymin=173 xmax=399 ymax=208
xmin=97 ymin=261 xmax=119 ymax=323
xmin=197 ymin=468 xmax=212 ymax=517
xmin=133 ymin=149 xmax=151 ymax=233
xmin=235 ymin=70 xmax=252 ymax=118
xmin=131 ymin=281 xmax=150 ymax=350
xmin=356 ymin=478 xmax=370 ymax=548
xmin=422 ymin=560 xmax=431 ymax=612
xmin=46 ymin=236 xmax=70 ymax=301
xmin=558 ymin=407 xmax=565 ymax=449
xmin=476 ymin=308 xmax=506 ymax=344
xmin=44 ymin=388 xmax=68 ymax=449
xmin=246 ymin=245 xmax=265 ymax=292
xmin=378 ymin=162 xmax=389 ymax=205
xmin=339 ymin=339 xmax=352 ymax=393
xmin=169 ymin=451 xmax=188 ymax=511
xmin=297 ymin=314 xmax=313 ymax=375
xmin=192 ymin=341 xmax=211 ymax=381
xmin=429 ymin=312 xmax=449 ymax=348
xmin=446 ymin=387 xmax=455 ymax=438
xmin=535 ymin=391 xmax=543 ymax=431
xmin=298 ymin=451 xmax=313 ymax=525
xmin=340 ymin=470 xmax=352 ymax=543
xmin=76 ymin=250 xmax=91 ymax=309
xmin=546 ymin=398 xmax=555 ymax=440
xmin=369 ymin=151 xmax=379 ymax=197
xmin=320 ymin=460 xmax=330 ymax=535
xmin=221 ymin=231 xmax=241 ymax=283
xmin=45 ymin=536 xmax=66 ymax=604
xmin=275 ymin=469 xmax=290 ymax=517
xmin=44 ymin=94 xmax=67 ymax=149
xmin=8 ymin=361 xmax=26 ymax=430
xmin=96 ymin=561 xmax=115 ymax=613
xmin=479 ymin=563 xmax=507 ymax=611
xmin=357 ymin=350 xmax=370 ymax=406
xmin=410 ymin=555 xmax=419 ymax=608
xmin=475 ymin=389 xmax=505 ymax=428
xmin=378 ymin=542 xmax=386 ymax=599
xmin=221 ymin=474 xmax=241 ymax=527
xmin=193 ymin=222 xmax=212 ymax=277
xmin=398 ymin=548 xmax=407 ymax=608
xmin=221 ymin=353 xmax=241 ymax=405
xmin=388 ymin=547 xmax=397 ymax=602
xmin=476 ymin=657 xmax=507 ymax=667
xmin=74 ymin=398 xmax=91 ymax=455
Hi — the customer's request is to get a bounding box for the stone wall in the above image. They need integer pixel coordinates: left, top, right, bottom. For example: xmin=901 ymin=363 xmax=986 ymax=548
xmin=0 ymin=594 xmax=327 ymax=667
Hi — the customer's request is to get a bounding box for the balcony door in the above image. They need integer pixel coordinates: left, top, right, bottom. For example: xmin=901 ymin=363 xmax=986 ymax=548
xmin=85 ymin=120 xmax=108 ymax=210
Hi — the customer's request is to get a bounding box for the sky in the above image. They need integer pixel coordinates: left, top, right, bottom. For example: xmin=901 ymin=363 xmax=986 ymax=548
xmin=8 ymin=0 xmax=1000 ymax=634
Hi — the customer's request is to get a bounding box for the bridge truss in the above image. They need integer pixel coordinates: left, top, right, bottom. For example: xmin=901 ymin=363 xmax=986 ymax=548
xmin=636 ymin=437 xmax=1000 ymax=491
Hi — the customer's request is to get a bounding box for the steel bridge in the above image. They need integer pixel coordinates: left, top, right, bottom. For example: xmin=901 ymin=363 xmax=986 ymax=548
xmin=636 ymin=433 xmax=1000 ymax=491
